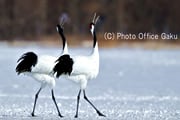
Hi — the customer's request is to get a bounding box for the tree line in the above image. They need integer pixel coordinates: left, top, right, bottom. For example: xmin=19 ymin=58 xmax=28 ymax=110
xmin=0 ymin=0 xmax=179 ymax=40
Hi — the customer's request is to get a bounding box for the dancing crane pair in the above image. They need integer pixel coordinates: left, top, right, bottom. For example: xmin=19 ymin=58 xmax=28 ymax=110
xmin=15 ymin=13 xmax=105 ymax=118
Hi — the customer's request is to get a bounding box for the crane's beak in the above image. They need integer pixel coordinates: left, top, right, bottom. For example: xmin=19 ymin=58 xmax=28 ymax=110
xmin=92 ymin=13 xmax=100 ymax=24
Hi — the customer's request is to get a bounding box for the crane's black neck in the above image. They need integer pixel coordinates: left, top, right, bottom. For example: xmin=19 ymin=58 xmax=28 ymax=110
xmin=58 ymin=31 xmax=66 ymax=50
xmin=93 ymin=30 xmax=97 ymax=48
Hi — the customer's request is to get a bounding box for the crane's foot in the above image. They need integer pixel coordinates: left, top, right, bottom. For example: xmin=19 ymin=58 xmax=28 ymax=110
xmin=58 ymin=113 xmax=64 ymax=118
xmin=97 ymin=110 xmax=106 ymax=117
xmin=74 ymin=114 xmax=78 ymax=118
xmin=31 ymin=112 xmax=36 ymax=117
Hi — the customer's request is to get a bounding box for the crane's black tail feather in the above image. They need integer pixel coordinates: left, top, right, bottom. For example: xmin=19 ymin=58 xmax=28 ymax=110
xmin=16 ymin=52 xmax=38 ymax=75
xmin=53 ymin=54 xmax=73 ymax=78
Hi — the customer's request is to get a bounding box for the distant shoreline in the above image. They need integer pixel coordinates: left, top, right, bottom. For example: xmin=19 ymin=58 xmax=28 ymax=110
xmin=1 ymin=34 xmax=180 ymax=50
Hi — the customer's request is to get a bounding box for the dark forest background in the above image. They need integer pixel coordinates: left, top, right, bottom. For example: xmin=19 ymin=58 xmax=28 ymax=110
xmin=0 ymin=0 xmax=179 ymax=41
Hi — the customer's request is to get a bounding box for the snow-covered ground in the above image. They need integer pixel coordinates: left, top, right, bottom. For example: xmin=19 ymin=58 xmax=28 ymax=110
xmin=0 ymin=43 xmax=180 ymax=119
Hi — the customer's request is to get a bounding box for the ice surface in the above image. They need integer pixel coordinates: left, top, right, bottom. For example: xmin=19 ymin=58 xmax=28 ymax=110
xmin=0 ymin=44 xmax=180 ymax=119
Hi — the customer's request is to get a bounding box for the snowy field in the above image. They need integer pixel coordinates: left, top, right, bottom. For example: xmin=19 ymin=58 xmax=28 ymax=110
xmin=0 ymin=43 xmax=180 ymax=120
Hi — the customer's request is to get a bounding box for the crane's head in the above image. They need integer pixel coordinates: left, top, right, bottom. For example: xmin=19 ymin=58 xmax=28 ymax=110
xmin=56 ymin=24 xmax=63 ymax=34
xmin=90 ymin=13 xmax=99 ymax=35
xmin=56 ymin=18 xmax=65 ymax=33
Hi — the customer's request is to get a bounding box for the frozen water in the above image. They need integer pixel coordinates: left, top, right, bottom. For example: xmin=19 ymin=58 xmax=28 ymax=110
xmin=0 ymin=43 xmax=180 ymax=119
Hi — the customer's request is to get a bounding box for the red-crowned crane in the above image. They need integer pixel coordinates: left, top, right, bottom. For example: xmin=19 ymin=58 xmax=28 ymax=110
xmin=53 ymin=13 xmax=106 ymax=118
xmin=15 ymin=22 xmax=68 ymax=117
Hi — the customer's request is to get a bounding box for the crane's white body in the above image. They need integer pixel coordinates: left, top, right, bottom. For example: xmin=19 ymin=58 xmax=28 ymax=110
xmin=64 ymin=43 xmax=99 ymax=89
xmin=20 ymin=39 xmax=68 ymax=88
xmin=23 ymin=55 xmax=57 ymax=88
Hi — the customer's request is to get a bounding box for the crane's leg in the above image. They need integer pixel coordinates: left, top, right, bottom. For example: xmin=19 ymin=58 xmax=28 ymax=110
xmin=83 ymin=90 xmax=106 ymax=117
xmin=74 ymin=90 xmax=81 ymax=118
xmin=51 ymin=90 xmax=63 ymax=117
xmin=31 ymin=87 xmax=42 ymax=117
